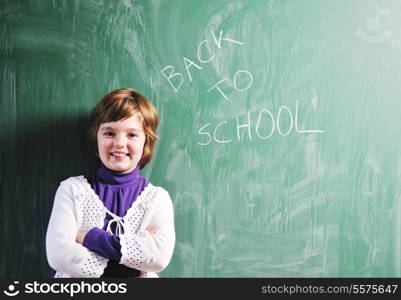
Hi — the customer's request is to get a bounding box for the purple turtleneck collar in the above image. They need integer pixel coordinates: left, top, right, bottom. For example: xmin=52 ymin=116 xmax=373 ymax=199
xmin=86 ymin=163 xmax=149 ymax=217
xmin=96 ymin=163 xmax=144 ymax=187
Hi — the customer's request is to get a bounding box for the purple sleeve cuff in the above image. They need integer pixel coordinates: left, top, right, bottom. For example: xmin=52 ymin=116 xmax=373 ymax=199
xmin=83 ymin=227 xmax=122 ymax=262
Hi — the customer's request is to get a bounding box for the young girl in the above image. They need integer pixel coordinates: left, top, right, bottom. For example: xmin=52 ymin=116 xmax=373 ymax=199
xmin=46 ymin=88 xmax=175 ymax=278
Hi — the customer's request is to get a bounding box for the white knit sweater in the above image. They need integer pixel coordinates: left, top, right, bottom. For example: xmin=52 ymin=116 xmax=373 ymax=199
xmin=45 ymin=176 xmax=175 ymax=278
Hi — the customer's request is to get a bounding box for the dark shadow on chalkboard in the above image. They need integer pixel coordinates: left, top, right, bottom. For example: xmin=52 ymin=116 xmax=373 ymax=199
xmin=0 ymin=113 xmax=101 ymax=277
xmin=7 ymin=113 xmax=101 ymax=181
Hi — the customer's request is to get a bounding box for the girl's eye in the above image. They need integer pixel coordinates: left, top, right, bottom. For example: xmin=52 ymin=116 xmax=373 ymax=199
xmin=102 ymin=132 xmax=138 ymax=137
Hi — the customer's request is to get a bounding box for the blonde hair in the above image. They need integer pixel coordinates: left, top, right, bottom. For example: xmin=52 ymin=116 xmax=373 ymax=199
xmin=89 ymin=88 xmax=159 ymax=169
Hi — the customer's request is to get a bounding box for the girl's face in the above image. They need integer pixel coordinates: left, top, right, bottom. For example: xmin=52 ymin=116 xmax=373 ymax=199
xmin=97 ymin=114 xmax=146 ymax=173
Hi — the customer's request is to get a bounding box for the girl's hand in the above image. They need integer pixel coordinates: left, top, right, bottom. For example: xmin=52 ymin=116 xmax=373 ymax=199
xmin=145 ymin=226 xmax=158 ymax=234
xmin=76 ymin=230 xmax=88 ymax=244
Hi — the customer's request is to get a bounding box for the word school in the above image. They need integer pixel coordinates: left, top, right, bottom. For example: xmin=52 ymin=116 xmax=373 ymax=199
xmin=197 ymin=101 xmax=325 ymax=146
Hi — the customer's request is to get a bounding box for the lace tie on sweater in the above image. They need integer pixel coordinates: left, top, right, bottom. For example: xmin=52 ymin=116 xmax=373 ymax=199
xmin=105 ymin=209 xmax=124 ymax=236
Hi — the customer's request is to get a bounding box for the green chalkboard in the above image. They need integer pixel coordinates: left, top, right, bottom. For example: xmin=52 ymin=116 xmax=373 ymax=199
xmin=1 ymin=0 xmax=400 ymax=277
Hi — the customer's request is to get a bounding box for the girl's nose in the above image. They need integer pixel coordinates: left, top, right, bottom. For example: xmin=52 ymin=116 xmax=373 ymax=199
xmin=114 ymin=133 xmax=127 ymax=147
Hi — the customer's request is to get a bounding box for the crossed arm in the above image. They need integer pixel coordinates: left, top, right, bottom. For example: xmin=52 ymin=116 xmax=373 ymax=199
xmin=46 ymin=180 xmax=175 ymax=277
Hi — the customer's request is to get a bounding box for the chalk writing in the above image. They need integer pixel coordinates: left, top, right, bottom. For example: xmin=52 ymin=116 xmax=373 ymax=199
xmin=207 ymin=70 xmax=253 ymax=100
xmin=197 ymin=102 xmax=325 ymax=146
xmin=161 ymin=30 xmax=245 ymax=94
xmin=161 ymin=28 xmax=325 ymax=147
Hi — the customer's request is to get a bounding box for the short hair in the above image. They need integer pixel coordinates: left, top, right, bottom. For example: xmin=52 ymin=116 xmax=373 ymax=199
xmin=89 ymin=88 xmax=159 ymax=169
